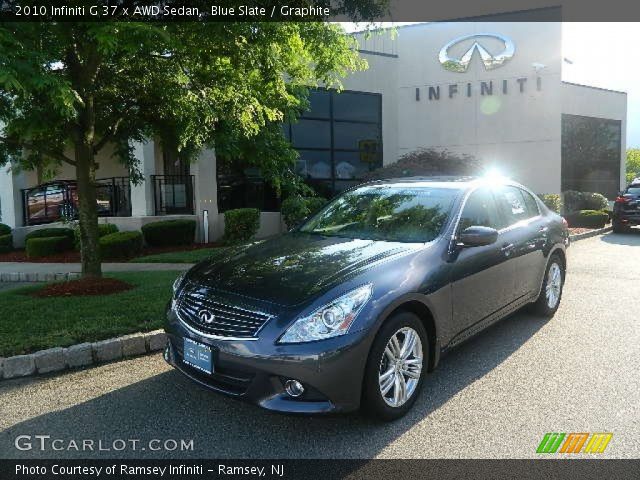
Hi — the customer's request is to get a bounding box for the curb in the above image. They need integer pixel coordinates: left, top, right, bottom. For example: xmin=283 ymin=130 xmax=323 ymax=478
xmin=0 ymin=272 xmax=81 ymax=283
xmin=568 ymin=226 xmax=612 ymax=242
xmin=0 ymin=329 xmax=167 ymax=381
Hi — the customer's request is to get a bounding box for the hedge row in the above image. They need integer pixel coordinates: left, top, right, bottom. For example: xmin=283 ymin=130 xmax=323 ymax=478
xmin=0 ymin=233 xmax=12 ymax=254
xmin=25 ymin=227 xmax=75 ymax=243
xmin=224 ymin=208 xmax=260 ymax=244
xmin=99 ymin=231 xmax=143 ymax=259
xmin=26 ymin=236 xmax=73 ymax=258
xmin=141 ymin=219 xmax=196 ymax=247
xmin=0 ymin=223 xmax=11 ymax=236
xmin=73 ymin=223 xmax=119 ymax=249
xmin=564 ymin=210 xmax=609 ymax=229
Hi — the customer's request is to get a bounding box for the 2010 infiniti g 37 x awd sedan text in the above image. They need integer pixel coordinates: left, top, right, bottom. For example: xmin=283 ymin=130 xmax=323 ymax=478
xmin=164 ymin=176 xmax=569 ymax=420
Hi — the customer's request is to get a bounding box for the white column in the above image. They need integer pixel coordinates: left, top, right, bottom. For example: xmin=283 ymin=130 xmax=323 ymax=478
xmin=130 ymin=140 xmax=157 ymax=217
xmin=190 ymin=148 xmax=218 ymax=242
xmin=0 ymin=162 xmax=27 ymax=228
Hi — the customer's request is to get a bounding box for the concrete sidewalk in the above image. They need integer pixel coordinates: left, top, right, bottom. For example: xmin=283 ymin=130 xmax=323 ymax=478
xmin=0 ymin=262 xmax=192 ymax=282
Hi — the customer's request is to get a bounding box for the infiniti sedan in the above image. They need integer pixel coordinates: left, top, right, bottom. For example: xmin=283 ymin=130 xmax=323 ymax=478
xmin=164 ymin=177 xmax=569 ymax=420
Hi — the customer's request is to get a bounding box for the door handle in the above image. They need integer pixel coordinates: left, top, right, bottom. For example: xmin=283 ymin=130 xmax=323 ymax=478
xmin=501 ymin=243 xmax=515 ymax=256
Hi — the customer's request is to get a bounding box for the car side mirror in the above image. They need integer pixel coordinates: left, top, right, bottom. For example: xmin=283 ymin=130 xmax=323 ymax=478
xmin=459 ymin=226 xmax=498 ymax=247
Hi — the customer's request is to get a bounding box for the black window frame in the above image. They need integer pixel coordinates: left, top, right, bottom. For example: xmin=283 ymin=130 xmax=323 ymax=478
xmin=284 ymin=88 xmax=383 ymax=198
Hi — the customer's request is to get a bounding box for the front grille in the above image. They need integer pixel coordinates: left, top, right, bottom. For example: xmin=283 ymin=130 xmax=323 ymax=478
xmin=176 ymin=286 xmax=273 ymax=338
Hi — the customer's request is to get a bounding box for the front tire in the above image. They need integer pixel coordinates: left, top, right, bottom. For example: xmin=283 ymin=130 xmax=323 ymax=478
xmin=362 ymin=312 xmax=428 ymax=421
xmin=613 ymin=220 xmax=630 ymax=233
xmin=531 ymin=254 xmax=565 ymax=317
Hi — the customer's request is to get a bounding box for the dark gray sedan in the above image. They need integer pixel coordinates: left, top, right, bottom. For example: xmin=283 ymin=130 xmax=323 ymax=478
xmin=164 ymin=176 xmax=569 ymax=420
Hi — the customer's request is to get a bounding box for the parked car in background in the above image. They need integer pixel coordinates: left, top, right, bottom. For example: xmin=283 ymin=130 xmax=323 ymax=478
xmin=613 ymin=178 xmax=640 ymax=233
xmin=164 ymin=176 xmax=569 ymax=420
xmin=23 ymin=179 xmax=129 ymax=226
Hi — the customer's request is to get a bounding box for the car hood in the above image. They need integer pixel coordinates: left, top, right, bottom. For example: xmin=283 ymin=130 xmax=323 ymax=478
xmin=188 ymin=233 xmax=424 ymax=307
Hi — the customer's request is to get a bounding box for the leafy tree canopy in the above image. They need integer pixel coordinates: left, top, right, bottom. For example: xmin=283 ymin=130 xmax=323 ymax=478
xmin=627 ymin=148 xmax=640 ymax=183
xmin=0 ymin=1 xmax=387 ymax=275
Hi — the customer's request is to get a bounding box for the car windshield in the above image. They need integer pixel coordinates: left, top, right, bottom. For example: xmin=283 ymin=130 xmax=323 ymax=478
xmin=300 ymin=184 xmax=459 ymax=243
xmin=626 ymin=186 xmax=640 ymax=194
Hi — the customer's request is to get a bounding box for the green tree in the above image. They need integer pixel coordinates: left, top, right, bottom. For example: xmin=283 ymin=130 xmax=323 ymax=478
xmin=627 ymin=148 xmax=640 ymax=184
xmin=0 ymin=5 xmax=385 ymax=277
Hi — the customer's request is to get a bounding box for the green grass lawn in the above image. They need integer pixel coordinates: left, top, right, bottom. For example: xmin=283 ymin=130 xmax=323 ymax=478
xmin=0 ymin=271 xmax=181 ymax=357
xmin=129 ymin=248 xmax=220 ymax=264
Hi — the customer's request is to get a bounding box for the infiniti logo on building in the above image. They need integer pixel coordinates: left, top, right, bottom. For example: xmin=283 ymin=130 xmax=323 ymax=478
xmin=198 ymin=309 xmax=215 ymax=324
xmin=438 ymin=33 xmax=515 ymax=72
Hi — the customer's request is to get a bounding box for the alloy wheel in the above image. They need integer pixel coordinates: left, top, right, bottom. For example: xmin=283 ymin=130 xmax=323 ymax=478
xmin=545 ymin=262 xmax=562 ymax=309
xmin=378 ymin=327 xmax=423 ymax=408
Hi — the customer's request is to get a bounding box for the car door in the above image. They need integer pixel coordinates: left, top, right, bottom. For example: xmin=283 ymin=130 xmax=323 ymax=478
xmin=450 ymin=187 xmax=515 ymax=335
xmin=493 ymin=186 xmax=547 ymax=299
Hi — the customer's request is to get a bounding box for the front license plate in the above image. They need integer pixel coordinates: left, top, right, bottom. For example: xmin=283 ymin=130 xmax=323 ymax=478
xmin=183 ymin=338 xmax=213 ymax=374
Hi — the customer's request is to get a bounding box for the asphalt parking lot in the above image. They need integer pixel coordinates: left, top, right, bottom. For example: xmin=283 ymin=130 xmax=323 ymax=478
xmin=1 ymin=231 xmax=639 ymax=459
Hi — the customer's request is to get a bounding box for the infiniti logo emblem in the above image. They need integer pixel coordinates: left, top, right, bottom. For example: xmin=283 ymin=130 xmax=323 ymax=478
xmin=198 ymin=309 xmax=215 ymax=324
xmin=438 ymin=33 xmax=515 ymax=72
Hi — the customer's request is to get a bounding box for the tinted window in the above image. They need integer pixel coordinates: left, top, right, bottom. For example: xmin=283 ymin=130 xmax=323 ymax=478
xmin=300 ymin=185 xmax=459 ymax=243
xmin=495 ymin=186 xmax=532 ymax=226
xmin=282 ymin=89 xmax=383 ymax=198
xmin=626 ymin=187 xmax=640 ymax=195
xmin=521 ymin=190 xmax=540 ymax=217
xmin=458 ymin=188 xmax=502 ymax=231
xmin=333 ymin=92 xmax=380 ymax=122
xmin=333 ymin=122 xmax=380 ymax=150
xmin=291 ymin=119 xmax=330 ymax=149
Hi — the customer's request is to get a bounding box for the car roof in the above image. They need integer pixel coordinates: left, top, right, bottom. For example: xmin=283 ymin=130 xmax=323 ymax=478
xmin=362 ymin=175 xmax=525 ymax=190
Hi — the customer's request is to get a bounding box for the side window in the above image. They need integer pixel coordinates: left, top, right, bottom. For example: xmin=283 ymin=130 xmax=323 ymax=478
xmin=521 ymin=190 xmax=540 ymax=217
xmin=495 ymin=186 xmax=534 ymax=227
xmin=458 ymin=188 xmax=501 ymax=232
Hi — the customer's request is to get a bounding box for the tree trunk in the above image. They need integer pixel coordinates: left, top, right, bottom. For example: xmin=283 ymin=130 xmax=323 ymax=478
xmin=75 ymin=142 xmax=102 ymax=278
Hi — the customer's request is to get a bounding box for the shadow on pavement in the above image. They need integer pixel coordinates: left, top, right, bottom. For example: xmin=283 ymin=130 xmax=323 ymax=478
xmin=600 ymin=229 xmax=640 ymax=246
xmin=0 ymin=312 xmax=547 ymax=460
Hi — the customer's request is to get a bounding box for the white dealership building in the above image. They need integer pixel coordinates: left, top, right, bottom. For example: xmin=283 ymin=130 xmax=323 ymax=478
xmin=0 ymin=14 xmax=627 ymax=244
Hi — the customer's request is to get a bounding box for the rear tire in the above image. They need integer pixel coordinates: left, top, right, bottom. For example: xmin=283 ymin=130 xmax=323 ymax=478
xmin=362 ymin=312 xmax=428 ymax=421
xmin=531 ymin=254 xmax=565 ymax=318
xmin=613 ymin=221 xmax=630 ymax=233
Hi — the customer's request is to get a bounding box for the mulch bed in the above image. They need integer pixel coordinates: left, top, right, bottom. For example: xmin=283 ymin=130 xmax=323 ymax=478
xmin=0 ymin=242 xmax=222 ymax=263
xmin=30 ymin=277 xmax=134 ymax=297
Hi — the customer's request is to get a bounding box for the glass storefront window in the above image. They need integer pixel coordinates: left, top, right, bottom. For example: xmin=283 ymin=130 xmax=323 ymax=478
xmin=561 ymin=114 xmax=622 ymax=199
xmin=285 ymin=88 xmax=383 ymax=198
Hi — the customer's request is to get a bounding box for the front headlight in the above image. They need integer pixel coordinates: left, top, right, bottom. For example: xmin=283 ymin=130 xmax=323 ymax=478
xmin=279 ymin=284 xmax=372 ymax=344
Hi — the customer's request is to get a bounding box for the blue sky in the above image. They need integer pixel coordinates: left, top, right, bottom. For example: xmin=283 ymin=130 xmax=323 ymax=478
xmin=341 ymin=23 xmax=639 ymax=148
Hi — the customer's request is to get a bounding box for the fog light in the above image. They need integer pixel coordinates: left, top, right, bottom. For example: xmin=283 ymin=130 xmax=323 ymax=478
xmin=163 ymin=343 xmax=171 ymax=362
xmin=284 ymin=379 xmax=305 ymax=398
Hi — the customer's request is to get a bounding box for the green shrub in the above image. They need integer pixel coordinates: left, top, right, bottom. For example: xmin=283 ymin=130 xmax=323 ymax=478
xmin=73 ymin=223 xmax=119 ymax=249
xmin=562 ymin=190 xmax=609 ymax=213
xmin=26 ymin=236 xmax=72 ymax=258
xmin=564 ymin=209 xmax=609 ymax=229
xmin=141 ymin=219 xmax=196 ymax=247
xmin=281 ymin=196 xmax=327 ymax=228
xmin=99 ymin=231 xmax=143 ymax=259
xmin=0 ymin=233 xmax=13 ymax=253
xmin=0 ymin=223 xmax=11 ymax=236
xmin=223 ymin=208 xmax=260 ymax=244
xmin=582 ymin=192 xmax=609 ymax=211
xmin=25 ymin=227 xmax=74 ymax=243
xmin=539 ymin=194 xmax=561 ymax=214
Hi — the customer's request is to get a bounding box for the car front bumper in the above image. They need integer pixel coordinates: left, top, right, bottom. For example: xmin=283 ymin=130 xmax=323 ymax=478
xmin=163 ymin=308 xmax=373 ymax=414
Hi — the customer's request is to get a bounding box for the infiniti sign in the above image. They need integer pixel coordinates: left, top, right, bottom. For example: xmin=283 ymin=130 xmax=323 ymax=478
xmin=439 ymin=33 xmax=515 ymax=72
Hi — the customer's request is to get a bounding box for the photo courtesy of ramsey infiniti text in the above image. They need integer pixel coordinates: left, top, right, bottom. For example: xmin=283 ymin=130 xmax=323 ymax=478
xmin=164 ymin=177 xmax=569 ymax=420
